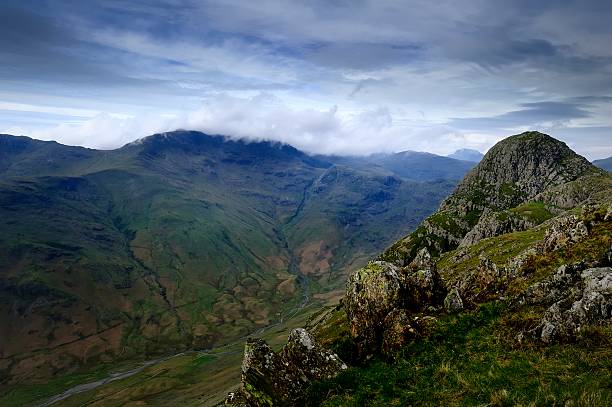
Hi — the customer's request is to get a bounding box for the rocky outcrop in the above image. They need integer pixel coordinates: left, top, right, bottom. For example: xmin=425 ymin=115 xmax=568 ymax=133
xmin=540 ymin=215 xmax=590 ymax=252
xmin=518 ymin=264 xmax=611 ymax=343
xmin=443 ymin=132 xmax=593 ymax=212
xmin=381 ymin=309 xmax=418 ymax=355
xmin=225 ymin=328 xmax=346 ymax=406
xmin=459 ymin=209 xmax=532 ymax=247
xmin=457 ymin=255 xmax=508 ymax=306
xmin=381 ymin=131 xmax=599 ymax=266
xmin=344 ymin=261 xmax=406 ymax=357
xmin=444 ymin=287 xmax=464 ymax=313
xmin=345 ymin=248 xmax=445 ymax=357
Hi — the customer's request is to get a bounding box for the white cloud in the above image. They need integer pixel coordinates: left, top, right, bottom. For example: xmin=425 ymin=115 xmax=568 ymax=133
xmin=6 ymin=93 xmax=503 ymax=156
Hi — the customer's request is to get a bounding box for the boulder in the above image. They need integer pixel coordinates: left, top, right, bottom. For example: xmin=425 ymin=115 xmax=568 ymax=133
xmin=344 ymin=261 xmax=406 ymax=356
xmin=455 ymin=255 xmax=505 ymax=305
xmin=345 ymin=250 xmax=445 ymax=356
xmin=381 ymin=309 xmax=418 ymax=355
xmin=281 ymin=328 xmax=347 ymax=380
xmin=404 ymin=248 xmax=446 ymax=310
xmin=444 ymin=287 xmax=464 ymax=313
xmin=227 ymin=328 xmax=346 ymax=406
xmin=518 ymin=264 xmax=612 ymax=343
xmin=538 ymin=267 xmax=611 ymax=343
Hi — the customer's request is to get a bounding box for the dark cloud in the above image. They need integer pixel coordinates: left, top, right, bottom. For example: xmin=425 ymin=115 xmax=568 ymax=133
xmin=450 ymin=101 xmax=593 ymax=131
xmin=0 ymin=4 xmax=162 ymax=87
xmin=0 ymin=0 xmax=611 ymax=157
xmin=304 ymin=42 xmax=422 ymax=70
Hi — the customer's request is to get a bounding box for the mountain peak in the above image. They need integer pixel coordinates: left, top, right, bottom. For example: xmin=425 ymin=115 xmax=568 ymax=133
xmin=449 ymin=131 xmax=594 ymax=209
xmin=447 ymin=148 xmax=483 ymax=162
xmin=381 ymin=131 xmax=607 ymax=263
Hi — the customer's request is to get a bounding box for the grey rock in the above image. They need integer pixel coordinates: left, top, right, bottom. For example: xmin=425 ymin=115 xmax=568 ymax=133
xmin=344 ymin=261 xmax=406 ymax=356
xmin=444 ymin=287 xmax=464 ymax=313
xmin=228 ymin=328 xmax=347 ymax=406
xmin=521 ymin=266 xmax=612 ymax=343
xmin=460 ymin=210 xmax=532 ymax=247
xmin=541 ymin=215 xmax=590 ymax=252
xmin=345 ymin=253 xmax=445 ymax=357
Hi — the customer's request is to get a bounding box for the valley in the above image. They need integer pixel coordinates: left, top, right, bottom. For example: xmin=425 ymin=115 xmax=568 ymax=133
xmin=224 ymin=131 xmax=612 ymax=406
xmin=0 ymin=131 xmax=469 ymax=405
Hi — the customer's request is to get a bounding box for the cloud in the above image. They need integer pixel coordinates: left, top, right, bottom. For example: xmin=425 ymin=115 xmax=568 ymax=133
xmin=5 ymin=93 xmax=502 ymax=156
xmin=1 ymin=1 xmax=611 ymax=159
xmin=450 ymin=101 xmax=592 ymax=131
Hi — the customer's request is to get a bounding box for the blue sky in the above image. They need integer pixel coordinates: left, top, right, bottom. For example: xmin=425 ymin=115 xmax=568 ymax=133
xmin=1 ymin=0 xmax=612 ymax=158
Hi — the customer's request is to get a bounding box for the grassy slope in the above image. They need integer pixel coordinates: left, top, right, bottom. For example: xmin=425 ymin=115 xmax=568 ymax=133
xmin=308 ymin=303 xmax=611 ymax=406
xmin=0 ymin=302 xmax=330 ymax=407
xmin=0 ymin=133 xmax=455 ymax=401
xmin=307 ymin=202 xmax=612 ymax=406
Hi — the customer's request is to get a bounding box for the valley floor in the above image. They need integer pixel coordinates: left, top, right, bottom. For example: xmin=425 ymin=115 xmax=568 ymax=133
xmin=0 ymin=301 xmax=330 ymax=407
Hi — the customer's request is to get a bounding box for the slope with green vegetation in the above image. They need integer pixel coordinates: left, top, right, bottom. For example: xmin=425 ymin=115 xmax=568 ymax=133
xmin=0 ymin=131 xmax=458 ymax=397
xmin=225 ymin=131 xmax=612 ymax=406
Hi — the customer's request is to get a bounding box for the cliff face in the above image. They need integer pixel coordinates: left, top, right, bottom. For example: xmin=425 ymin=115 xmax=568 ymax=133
xmin=380 ymin=131 xmax=605 ymax=263
xmin=448 ymin=131 xmax=593 ymax=208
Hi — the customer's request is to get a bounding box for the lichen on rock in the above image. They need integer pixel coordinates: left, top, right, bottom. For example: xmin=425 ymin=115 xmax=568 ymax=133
xmin=225 ymin=328 xmax=346 ymax=406
xmin=444 ymin=287 xmax=464 ymax=313
xmin=518 ymin=263 xmax=612 ymax=343
xmin=344 ymin=248 xmax=445 ymax=357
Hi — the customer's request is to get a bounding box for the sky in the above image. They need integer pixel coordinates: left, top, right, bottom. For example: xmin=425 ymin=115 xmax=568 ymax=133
xmin=1 ymin=0 xmax=612 ymax=159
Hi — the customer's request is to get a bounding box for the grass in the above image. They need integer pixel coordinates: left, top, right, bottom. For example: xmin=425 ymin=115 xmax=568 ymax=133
xmin=0 ymin=362 xmax=126 ymax=407
xmin=510 ymin=201 xmax=554 ymax=225
xmin=306 ymin=303 xmax=612 ymax=406
xmin=437 ymin=226 xmax=546 ymax=283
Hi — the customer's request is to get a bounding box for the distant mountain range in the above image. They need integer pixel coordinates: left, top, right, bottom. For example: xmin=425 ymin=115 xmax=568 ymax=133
xmin=318 ymin=150 xmax=477 ymax=181
xmin=447 ymin=148 xmax=484 ymax=162
xmin=0 ymin=131 xmax=477 ymax=385
xmin=593 ymin=156 xmax=612 ymax=171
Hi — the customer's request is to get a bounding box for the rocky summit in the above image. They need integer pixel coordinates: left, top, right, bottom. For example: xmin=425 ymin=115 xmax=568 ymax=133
xmin=225 ymin=131 xmax=612 ymax=406
xmin=381 ymin=131 xmax=605 ymax=263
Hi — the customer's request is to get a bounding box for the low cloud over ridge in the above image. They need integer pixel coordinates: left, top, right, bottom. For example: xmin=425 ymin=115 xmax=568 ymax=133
xmin=1 ymin=1 xmax=612 ymax=159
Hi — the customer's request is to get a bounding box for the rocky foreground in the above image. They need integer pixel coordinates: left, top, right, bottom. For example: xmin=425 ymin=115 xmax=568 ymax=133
xmin=223 ymin=132 xmax=612 ymax=406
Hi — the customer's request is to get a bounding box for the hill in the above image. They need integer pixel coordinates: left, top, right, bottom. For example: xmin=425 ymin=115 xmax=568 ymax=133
xmin=0 ymin=131 xmax=457 ymax=393
xmin=226 ymin=131 xmax=612 ymax=406
xmin=321 ymin=150 xmax=475 ymax=181
xmin=593 ymin=156 xmax=612 ymax=171
xmin=447 ymin=148 xmax=483 ymax=162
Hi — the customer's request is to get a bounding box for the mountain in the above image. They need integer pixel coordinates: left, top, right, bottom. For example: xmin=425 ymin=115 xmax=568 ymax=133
xmin=320 ymin=150 xmax=476 ymax=181
xmin=226 ymin=131 xmax=612 ymax=406
xmin=593 ymin=156 xmax=612 ymax=171
xmin=0 ymin=131 xmax=456 ymax=390
xmin=447 ymin=148 xmax=483 ymax=162
xmin=381 ymin=131 xmax=603 ymax=263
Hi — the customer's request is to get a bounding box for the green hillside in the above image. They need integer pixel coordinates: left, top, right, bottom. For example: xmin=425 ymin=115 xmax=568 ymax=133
xmin=223 ymin=131 xmax=612 ymax=407
xmin=0 ymin=131 xmax=458 ymax=395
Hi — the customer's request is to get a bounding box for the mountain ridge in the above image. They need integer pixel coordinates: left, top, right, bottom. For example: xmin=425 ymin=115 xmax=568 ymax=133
xmin=380 ymin=131 xmax=604 ymax=263
xmin=593 ymin=156 xmax=612 ymax=172
xmin=447 ymin=148 xmax=483 ymax=162
xmin=224 ymin=130 xmax=612 ymax=406
xmin=0 ymin=130 xmax=461 ymax=392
